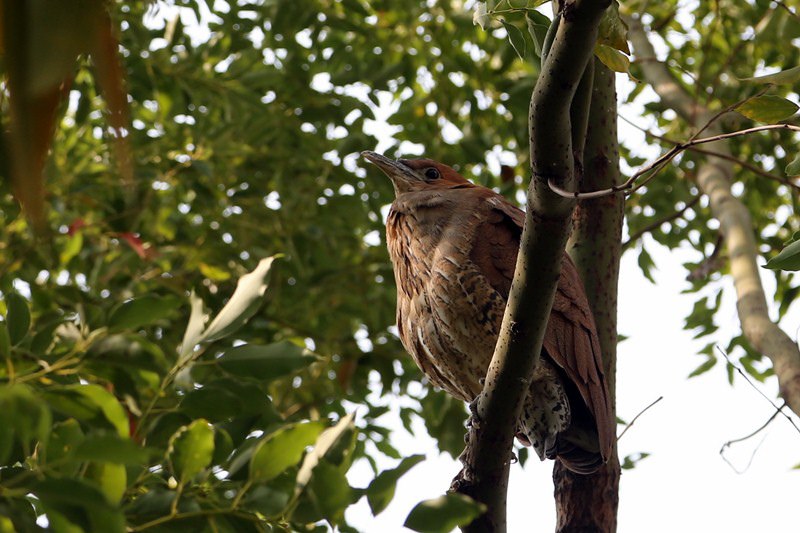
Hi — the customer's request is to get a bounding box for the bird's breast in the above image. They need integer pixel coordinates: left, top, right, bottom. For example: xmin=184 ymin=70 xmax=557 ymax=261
xmin=385 ymin=207 xmax=505 ymax=400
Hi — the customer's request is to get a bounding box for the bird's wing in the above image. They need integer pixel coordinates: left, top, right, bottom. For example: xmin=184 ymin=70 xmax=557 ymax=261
xmin=470 ymin=192 xmax=613 ymax=460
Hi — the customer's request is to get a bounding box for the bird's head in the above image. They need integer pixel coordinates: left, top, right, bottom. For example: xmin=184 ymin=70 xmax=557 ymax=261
xmin=362 ymin=151 xmax=473 ymax=195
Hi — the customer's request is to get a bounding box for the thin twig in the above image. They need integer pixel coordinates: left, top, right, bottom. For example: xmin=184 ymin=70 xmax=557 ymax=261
xmin=721 ymin=407 xmax=782 ymax=452
xmin=618 ymin=114 xmax=800 ymax=192
xmin=549 ymin=124 xmax=800 ymax=199
xmin=720 ymin=430 xmax=769 ymax=474
xmin=775 ymin=0 xmax=799 ymax=20
xmin=617 ymin=396 xmax=663 ymax=440
xmin=716 ymin=345 xmax=800 ymax=437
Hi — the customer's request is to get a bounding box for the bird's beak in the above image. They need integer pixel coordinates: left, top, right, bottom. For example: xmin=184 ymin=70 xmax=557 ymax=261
xmin=362 ymin=151 xmax=420 ymax=194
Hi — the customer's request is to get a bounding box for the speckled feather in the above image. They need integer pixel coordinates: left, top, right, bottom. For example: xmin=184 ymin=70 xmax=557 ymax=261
xmin=379 ymin=156 xmax=613 ymax=474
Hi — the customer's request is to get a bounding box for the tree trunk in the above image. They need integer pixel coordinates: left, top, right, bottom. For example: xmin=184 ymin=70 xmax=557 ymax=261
xmin=556 ymin=59 xmax=623 ymax=533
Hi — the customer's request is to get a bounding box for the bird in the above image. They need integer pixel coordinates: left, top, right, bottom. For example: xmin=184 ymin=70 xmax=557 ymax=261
xmin=363 ymin=150 xmax=613 ymax=474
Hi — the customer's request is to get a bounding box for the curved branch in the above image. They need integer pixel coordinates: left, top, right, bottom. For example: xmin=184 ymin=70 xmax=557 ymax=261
xmin=454 ymin=1 xmax=611 ymax=530
xmin=626 ymin=14 xmax=800 ymax=418
xmin=548 ymin=124 xmax=800 ymax=199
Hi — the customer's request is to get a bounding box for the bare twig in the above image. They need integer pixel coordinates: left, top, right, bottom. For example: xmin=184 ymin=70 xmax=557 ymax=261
xmin=716 ymin=346 xmax=800 ymax=437
xmin=549 ymin=124 xmax=800 ymax=199
xmin=617 ymin=396 xmax=663 ymax=440
xmin=720 ymin=429 xmax=769 ymax=474
xmin=619 ymin=114 xmax=800 ymax=192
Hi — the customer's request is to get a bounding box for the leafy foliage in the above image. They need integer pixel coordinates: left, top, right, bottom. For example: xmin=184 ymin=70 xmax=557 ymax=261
xmin=0 ymin=0 xmax=798 ymax=529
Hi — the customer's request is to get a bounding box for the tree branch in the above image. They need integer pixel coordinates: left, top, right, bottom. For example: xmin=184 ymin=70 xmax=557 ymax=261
xmin=547 ymin=124 xmax=800 ymax=199
xmin=626 ymin=14 xmax=800 ymax=418
xmin=454 ymin=2 xmax=610 ymax=530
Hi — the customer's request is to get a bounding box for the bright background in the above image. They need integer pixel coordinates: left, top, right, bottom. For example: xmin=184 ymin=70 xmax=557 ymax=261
xmin=343 ymin=71 xmax=800 ymax=531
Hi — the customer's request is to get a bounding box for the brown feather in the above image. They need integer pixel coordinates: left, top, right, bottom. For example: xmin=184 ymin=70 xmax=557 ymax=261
xmin=371 ymin=154 xmax=614 ymax=473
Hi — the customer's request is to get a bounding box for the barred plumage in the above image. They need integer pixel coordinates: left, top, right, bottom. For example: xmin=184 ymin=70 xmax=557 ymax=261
xmin=366 ymin=151 xmax=613 ymax=474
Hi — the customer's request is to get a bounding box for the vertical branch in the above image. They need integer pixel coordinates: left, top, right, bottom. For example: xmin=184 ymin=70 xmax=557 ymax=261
xmin=557 ymin=58 xmax=623 ymax=532
xmin=454 ymin=2 xmax=611 ymax=531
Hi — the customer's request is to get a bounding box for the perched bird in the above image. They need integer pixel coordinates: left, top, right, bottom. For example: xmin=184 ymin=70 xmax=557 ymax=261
xmin=363 ymin=151 xmax=613 ymax=474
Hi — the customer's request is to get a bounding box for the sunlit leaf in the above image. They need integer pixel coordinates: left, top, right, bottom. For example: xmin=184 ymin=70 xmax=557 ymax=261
xmin=167 ymin=419 xmax=215 ymax=483
xmin=594 ymin=44 xmax=630 ymax=74
xmin=85 ymin=461 xmax=126 ymax=503
xmin=295 ymin=413 xmax=356 ymax=497
xmin=200 ymin=256 xmax=277 ymax=342
xmin=44 ymin=385 xmax=129 ymax=437
xmin=740 ymin=66 xmax=800 ymax=85
xmin=736 ymin=95 xmax=798 ymax=123
xmin=250 ymin=421 xmax=326 ymax=483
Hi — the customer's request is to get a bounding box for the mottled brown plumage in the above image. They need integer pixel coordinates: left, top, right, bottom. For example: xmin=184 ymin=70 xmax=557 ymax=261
xmin=363 ymin=151 xmax=613 ymax=474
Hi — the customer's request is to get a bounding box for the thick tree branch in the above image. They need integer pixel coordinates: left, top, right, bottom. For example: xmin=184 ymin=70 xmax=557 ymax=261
xmin=454 ymin=1 xmax=610 ymax=530
xmin=627 ymin=15 xmax=800 ymax=418
xmin=556 ymin=58 xmax=623 ymax=533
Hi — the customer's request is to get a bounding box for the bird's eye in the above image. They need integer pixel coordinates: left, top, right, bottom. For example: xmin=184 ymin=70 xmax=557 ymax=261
xmin=424 ymin=168 xmax=440 ymax=180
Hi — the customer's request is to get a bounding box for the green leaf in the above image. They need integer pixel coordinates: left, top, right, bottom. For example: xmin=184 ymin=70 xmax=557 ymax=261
xmin=637 ymin=246 xmax=656 ymax=283
xmin=47 ymin=419 xmax=85 ymax=465
xmin=33 ymin=477 xmax=125 ymax=533
xmin=44 ymin=384 xmax=130 ymax=437
xmin=367 ymin=454 xmax=425 ymax=516
xmin=785 ymin=152 xmax=800 ymax=177
xmin=200 ymin=256 xmax=277 ymax=343
xmin=597 ymin=0 xmax=630 ymax=54
xmin=108 ymin=295 xmax=181 ymax=330
xmin=295 ymin=413 xmax=356 ymax=498
xmin=740 ymin=66 xmax=800 ymax=85
xmin=74 ymin=434 xmax=152 ymax=464
xmin=59 ymin=232 xmax=83 ymax=266
xmin=85 ymin=461 xmax=126 ymax=503
xmin=5 ymin=293 xmax=31 ymax=345
xmin=300 ymin=460 xmax=354 ymax=525
xmin=0 ymin=323 xmax=10 ymax=360
xmin=217 ymin=341 xmax=316 ymax=381
xmin=525 ymin=11 xmax=550 ymax=59
xmin=500 ymin=20 xmax=526 ymax=60
xmin=621 ymin=451 xmax=650 ymax=470
xmin=167 ymin=419 xmax=215 ymax=482
xmin=0 ymin=384 xmax=51 ymax=463
xmin=243 ymin=485 xmax=290 ymax=517
xmin=689 ymin=354 xmax=717 ymax=377
xmin=594 ymin=44 xmax=630 ymax=74
xmin=404 ymin=494 xmax=486 ymax=533
xmin=249 ymin=421 xmax=326 ymax=482
xmin=764 ymin=238 xmax=800 ymax=271
xmin=736 ymin=95 xmax=798 ymax=123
